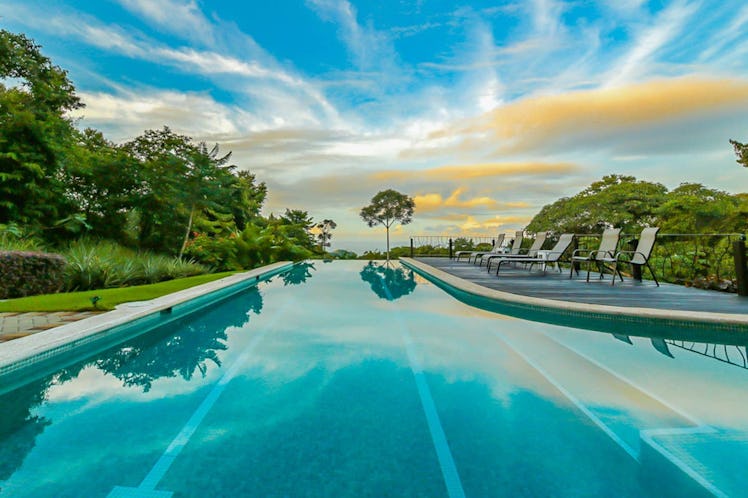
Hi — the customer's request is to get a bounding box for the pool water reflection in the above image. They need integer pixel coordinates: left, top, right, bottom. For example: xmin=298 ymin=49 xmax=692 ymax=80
xmin=1 ymin=261 xmax=746 ymax=497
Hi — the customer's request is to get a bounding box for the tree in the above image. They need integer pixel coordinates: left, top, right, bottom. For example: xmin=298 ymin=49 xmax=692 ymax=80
xmin=729 ymin=139 xmax=748 ymax=168
xmin=314 ymin=219 xmax=337 ymax=252
xmin=0 ymin=29 xmax=82 ymax=230
xmin=526 ymin=175 xmax=667 ymax=234
xmin=360 ymin=189 xmax=415 ymax=260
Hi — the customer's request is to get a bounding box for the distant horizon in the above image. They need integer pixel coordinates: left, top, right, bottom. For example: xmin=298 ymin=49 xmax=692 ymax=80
xmin=3 ymin=0 xmax=748 ymax=249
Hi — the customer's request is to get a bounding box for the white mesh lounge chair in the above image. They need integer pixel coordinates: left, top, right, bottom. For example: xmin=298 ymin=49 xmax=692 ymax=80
xmin=476 ymin=231 xmax=524 ymax=266
xmin=597 ymin=227 xmax=660 ymax=286
xmin=569 ymin=228 xmax=621 ymax=282
xmin=483 ymin=231 xmax=548 ymax=267
xmin=487 ymin=233 xmax=575 ymax=277
xmin=454 ymin=234 xmax=505 ymax=263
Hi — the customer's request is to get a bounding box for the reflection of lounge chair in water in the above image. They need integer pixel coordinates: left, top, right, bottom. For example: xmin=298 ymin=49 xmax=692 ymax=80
xmin=454 ymin=233 xmax=505 ymax=263
xmin=486 ymin=233 xmax=574 ymax=278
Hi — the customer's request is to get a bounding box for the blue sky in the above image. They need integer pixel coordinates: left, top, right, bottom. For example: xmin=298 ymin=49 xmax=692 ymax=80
xmin=2 ymin=0 xmax=748 ymax=251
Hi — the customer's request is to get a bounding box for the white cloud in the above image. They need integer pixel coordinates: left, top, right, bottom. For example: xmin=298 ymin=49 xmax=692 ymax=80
xmin=116 ymin=0 xmax=215 ymax=45
xmin=603 ymin=1 xmax=698 ymax=87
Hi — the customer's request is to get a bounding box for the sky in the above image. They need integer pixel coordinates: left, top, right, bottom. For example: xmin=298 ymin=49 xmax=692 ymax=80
xmin=2 ymin=0 xmax=748 ymax=252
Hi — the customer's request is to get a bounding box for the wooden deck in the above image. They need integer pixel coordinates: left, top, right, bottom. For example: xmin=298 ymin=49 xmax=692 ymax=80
xmin=413 ymin=257 xmax=748 ymax=315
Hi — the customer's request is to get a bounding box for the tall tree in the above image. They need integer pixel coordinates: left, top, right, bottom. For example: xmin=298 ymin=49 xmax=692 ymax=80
xmin=360 ymin=189 xmax=415 ymax=260
xmin=123 ymin=127 xmax=194 ymax=253
xmin=177 ymin=142 xmax=236 ymax=258
xmin=314 ymin=219 xmax=337 ymax=252
xmin=61 ymin=128 xmax=140 ymax=242
xmin=0 ymin=29 xmax=81 ymax=229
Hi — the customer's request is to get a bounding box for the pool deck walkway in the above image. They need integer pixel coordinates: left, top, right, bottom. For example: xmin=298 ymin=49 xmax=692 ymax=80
xmin=0 ymin=311 xmax=102 ymax=342
xmin=412 ymin=257 xmax=748 ymax=315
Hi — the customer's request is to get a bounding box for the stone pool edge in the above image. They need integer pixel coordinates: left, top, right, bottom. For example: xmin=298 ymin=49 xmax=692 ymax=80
xmin=400 ymin=257 xmax=748 ymax=327
xmin=0 ymin=261 xmax=294 ymax=373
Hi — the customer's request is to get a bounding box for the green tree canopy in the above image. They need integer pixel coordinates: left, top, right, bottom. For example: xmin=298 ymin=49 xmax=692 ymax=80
xmin=0 ymin=29 xmax=81 ymax=228
xmin=360 ymin=189 xmax=415 ymax=260
xmin=526 ymin=175 xmax=667 ymax=234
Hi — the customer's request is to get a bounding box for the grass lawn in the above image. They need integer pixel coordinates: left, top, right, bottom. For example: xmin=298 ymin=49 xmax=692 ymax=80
xmin=0 ymin=272 xmax=237 ymax=312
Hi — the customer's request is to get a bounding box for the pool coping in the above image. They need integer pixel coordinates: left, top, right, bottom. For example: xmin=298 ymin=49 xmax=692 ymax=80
xmin=400 ymin=257 xmax=748 ymax=327
xmin=0 ymin=261 xmax=293 ymax=374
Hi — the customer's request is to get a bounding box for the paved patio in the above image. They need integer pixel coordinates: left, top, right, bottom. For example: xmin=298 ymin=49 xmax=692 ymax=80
xmin=0 ymin=311 xmax=102 ymax=342
xmin=414 ymin=257 xmax=748 ymax=315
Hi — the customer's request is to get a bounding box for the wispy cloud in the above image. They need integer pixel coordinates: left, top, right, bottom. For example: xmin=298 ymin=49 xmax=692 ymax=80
xmin=116 ymin=0 xmax=214 ymax=45
xmin=603 ymin=0 xmax=698 ymax=87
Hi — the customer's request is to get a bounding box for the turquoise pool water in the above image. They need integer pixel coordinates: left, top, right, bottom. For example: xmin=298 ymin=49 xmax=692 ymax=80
xmin=1 ymin=261 xmax=747 ymax=497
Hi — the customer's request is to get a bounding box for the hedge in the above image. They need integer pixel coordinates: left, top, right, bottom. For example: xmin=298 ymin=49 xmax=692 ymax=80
xmin=0 ymin=251 xmax=67 ymax=299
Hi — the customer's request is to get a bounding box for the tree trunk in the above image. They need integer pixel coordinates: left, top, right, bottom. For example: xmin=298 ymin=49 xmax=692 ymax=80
xmin=386 ymin=225 xmax=390 ymax=261
xmin=179 ymin=205 xmax=195 ymax=259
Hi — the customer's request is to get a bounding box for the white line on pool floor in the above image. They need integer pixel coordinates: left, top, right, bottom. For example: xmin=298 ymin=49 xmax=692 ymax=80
xmin=381 ymin=277 xmax=467 ymax=498
xmin=108 ymin=295 xmax=297 ymax=498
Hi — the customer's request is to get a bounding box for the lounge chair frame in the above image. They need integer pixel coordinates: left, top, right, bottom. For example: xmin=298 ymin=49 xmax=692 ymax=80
xmin=569 ymin=228 xmax=621 ymax=282
xmin=486 ymin=233 xmax=574 ymax=278
xmin=597 ymin=227 xmax=660 ymax=286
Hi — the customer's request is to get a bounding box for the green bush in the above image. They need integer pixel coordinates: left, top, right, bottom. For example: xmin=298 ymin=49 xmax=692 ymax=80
xmin=0 ymin=251 xmax=66 ymax=298
xmin=63 ymin=239 xmax=208 ymax=291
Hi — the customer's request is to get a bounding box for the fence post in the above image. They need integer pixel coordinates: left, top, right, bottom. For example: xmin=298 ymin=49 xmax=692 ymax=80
xmin=410 ymin=238 xmax=414 ymax=258
xmin=734 ymin=236 xmax=748 ymax=296
xmin=449 ymin=238 xmax=453 ymax=260
xmin=571 ymin=236 xmax=579 ymax=274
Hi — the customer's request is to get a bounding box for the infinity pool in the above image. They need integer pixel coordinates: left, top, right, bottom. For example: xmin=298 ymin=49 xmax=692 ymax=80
xmin=1 ymin=261 xmax=747 ymax=497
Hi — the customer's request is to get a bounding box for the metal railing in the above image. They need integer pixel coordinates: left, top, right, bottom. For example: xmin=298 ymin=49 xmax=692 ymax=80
xmin=410 ymin=232 xmax=748 ymax=294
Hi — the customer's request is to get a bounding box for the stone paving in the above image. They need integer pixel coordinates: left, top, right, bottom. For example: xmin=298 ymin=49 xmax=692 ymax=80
xmin=0 ymin=311 xmax=103 ymax=342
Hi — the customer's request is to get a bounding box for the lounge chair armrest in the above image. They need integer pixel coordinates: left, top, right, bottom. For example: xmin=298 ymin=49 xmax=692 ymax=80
xmin=613 ymin=250 xmax=649 ymax=261
xmin=571 ymin=249 xmax=592 ymax=258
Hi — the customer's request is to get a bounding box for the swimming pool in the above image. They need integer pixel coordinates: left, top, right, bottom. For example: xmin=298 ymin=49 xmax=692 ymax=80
xmin=1 ymin=261 xmax=746 ymax=497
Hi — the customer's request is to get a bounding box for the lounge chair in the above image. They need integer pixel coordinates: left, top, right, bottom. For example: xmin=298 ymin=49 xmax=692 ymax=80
xmin=483 ymin=231 xmax=548 ymax=267
xmin=454 ymin=234 xmax=505 ymax=262
xmin=476 ymin=231 xmax=524 ymax=266
xmin=487 ymin=233 xmax=575 ymax=277
xmin=569 ymin=228 xmax=621 ymax=282
xmin=597 ymin=227 xmax=660 ymax=286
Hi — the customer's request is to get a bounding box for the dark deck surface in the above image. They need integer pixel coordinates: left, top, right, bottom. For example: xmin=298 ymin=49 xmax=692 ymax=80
xmin=414 ymin=257 xmax=748 ymax=315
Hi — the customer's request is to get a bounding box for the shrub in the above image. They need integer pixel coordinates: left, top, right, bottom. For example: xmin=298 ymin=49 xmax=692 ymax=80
xmin=63 ymin=239 xmax=209 ymax=291
xmin=0 ymin=251 xmax=66 ymax=298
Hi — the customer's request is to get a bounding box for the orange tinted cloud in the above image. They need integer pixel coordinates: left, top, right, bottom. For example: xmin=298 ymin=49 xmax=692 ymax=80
xmin=414 ymin=187 xmax=531 ymax=213
xmin=426 ymin=77 xmax=748 ymax=154
xmin=372 ymin=161 xmax=579 ymax=182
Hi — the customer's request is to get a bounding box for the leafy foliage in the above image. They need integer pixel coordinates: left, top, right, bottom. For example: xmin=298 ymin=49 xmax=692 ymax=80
xmin=729 ymin=139 xmax=748 ymax=168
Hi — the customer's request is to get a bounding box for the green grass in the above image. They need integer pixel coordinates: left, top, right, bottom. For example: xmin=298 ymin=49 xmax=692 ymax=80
xmin=0 ymin=272 xmax=237 ymax=312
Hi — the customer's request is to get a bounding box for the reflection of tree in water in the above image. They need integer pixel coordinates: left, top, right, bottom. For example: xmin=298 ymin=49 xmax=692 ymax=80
xmin=0 ymin=286 xmax=265 ymax=484
xmin=281 ymin=262 xmax=315 ymax=286
xmin=94 ymin=286 xmax=264 ymax=392
xmin=359 ymin=261 xmax=417 ymax=301
xmin=0 ymin=379 xmax=53 ymax=483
